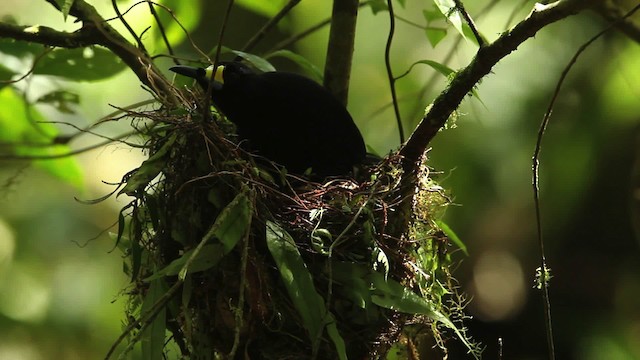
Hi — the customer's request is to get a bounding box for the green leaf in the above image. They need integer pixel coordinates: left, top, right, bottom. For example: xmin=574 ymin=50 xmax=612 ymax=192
xmin=266 ymin=221 xmax=346 ymax=359
xmin=231 ymin=50 xmax=276 ymax=72
xmin=433 ymin=0 xmax=464 ymax=37
xmin=386 ymin=342 xmax=409 ymax=360
xmin=210 ymin=191 xmax=252 ymax=254
xmin=425 ymin=28 xmax=447 ymax=47
xmin=370 ymin=271 xmax=439 ymax=317
xmin=0 ymin=87 xmax=83 ymax=188
xmin=414 ymin=59 xmax=454 ymax=77
xmin=33 ymin=47 xmax=126 ymax=81
xmin=36 ymin=90 xmax=79 ymax=114
xmin=461 ymin=21 xmax=487 ymax=47
xmin=325 ymin=320 xmax=347 ymax=360
xmin=423 ymin=7 xmax=445 ymax=23
xmin=398 ymin=59 xmax=454 ymax=81
xmin=310 ymin=228 xmax=331 ymax=255
xmin=432 ymin=0 xmax=483 ymax=46
xmin=120 ymin=134 xmax=177 ymax=196
xmin=372 ymin=246 xmax=390 ymax=280
xmin=0 ymin=37 xmax=45 ymax=58
xmin=330 ymin=262 xmax=372 ymax=309
xmin=235 ymin=0 xmax=287 ymax=18
xmin=61 ymin=0 xmax=75 ymax=21
xmin=369 ymin=271 xmax=477 ymax=357
xmin=145 ymin=244 xmax=225 ymax=281
xmin=265 ymin=50 xmax=323 ymax=83
xmin=141 ymin=278 xmax=167 ymax=360
xmin=435 ymin=220 xmax=467 ymax=255
xmin=367 ymin=0 xmax=387 ymax=14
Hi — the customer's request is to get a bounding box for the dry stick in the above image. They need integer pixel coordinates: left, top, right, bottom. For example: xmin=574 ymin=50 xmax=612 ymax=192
xmin=385 ymin=0 xmax=405 ymax=144
xmin=324 ymin=0 xmax=359 ymax=106
xmin=532 ymin=5 xmax=640 ymax=359
xmin=242 ymin=0 xmax=302 ymax=53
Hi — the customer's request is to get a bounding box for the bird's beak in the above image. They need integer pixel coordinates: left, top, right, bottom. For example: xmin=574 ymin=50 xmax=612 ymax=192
xmin=169 ymin=65 xmax=204 ymax=79
xmin=170 ymin=65 xmax=224 ymax=91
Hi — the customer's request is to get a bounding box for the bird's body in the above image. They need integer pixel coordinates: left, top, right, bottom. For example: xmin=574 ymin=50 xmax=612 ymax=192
xmin=170 ymin=62 xmax=366 ymax=176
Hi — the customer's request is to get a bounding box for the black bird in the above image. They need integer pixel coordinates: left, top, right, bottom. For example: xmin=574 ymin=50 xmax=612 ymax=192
xmin=170 ymin=61 xmax=366 ymax=176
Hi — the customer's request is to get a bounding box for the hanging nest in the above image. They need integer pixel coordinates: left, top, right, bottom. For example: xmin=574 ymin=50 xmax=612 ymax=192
xmin=107 ymin=90 xmax=481 ymax=359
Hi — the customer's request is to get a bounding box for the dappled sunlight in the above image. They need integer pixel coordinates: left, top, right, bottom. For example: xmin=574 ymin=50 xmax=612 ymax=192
xmin=469 ymin=250 xmax=526 ymax=321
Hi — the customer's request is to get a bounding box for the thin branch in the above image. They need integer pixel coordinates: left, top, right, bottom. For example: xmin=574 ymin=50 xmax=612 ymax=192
xmin=593 ymin=2 xmax=640 ymax=43
xmin=0 ymin=22 xmax=95 ymax=48
xmin=242 ymin=0 xmax=302 ymax=53
xmin=147 ymin=1 xmax=177 ymax=64
xmin=0 ymin=133 xmax=139 ymax=161
xmin=266 ymin=18 xmax=331 ymax=54
xmin=453 ymin=0 xmax=485 ymax=46
xmin=531 ymin=5 xmax=640 ymax=359
xmin=111 ymin=0 xmax=146 ymax=51
xmin=384 ymin=0 xmax=404 ymax=143
xmin=265 ymin=2 xmax=370 ymax=55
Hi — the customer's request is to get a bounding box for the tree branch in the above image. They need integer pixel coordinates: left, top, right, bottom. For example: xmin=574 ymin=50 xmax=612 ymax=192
xmin=399 ymin=0 xmax=592 ymax=174
xmin=0 ymin=22 xmax=95 ymax=47
xmin=0 ymin=0 xmax=178 ymax=105
xmin=593 ymin=1 xmax=640 ymax=43
xmin=323 ymin=0 xmax=359 ymax=106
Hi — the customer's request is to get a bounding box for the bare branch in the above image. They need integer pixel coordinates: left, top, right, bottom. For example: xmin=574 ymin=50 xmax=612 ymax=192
xmin=323 ymin=0 xmax=359 ymax=106
xmin=593 ymin=2 xmax=640 ymax=43
xmin=0 ymin=22 xmax=95 ymax=48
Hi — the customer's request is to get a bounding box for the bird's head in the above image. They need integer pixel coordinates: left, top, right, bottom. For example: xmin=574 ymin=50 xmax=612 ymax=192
xmin=170 ymin=62 xmax=254 ymax=91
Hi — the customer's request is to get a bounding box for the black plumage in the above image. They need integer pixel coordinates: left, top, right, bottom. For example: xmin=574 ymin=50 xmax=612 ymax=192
xmin=170 ymin=61 xmax=366 ymax=176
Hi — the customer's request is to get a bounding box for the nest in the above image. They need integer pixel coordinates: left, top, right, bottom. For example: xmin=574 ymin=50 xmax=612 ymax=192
xmin=111 ymin=93 xmax=479 ymax=359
